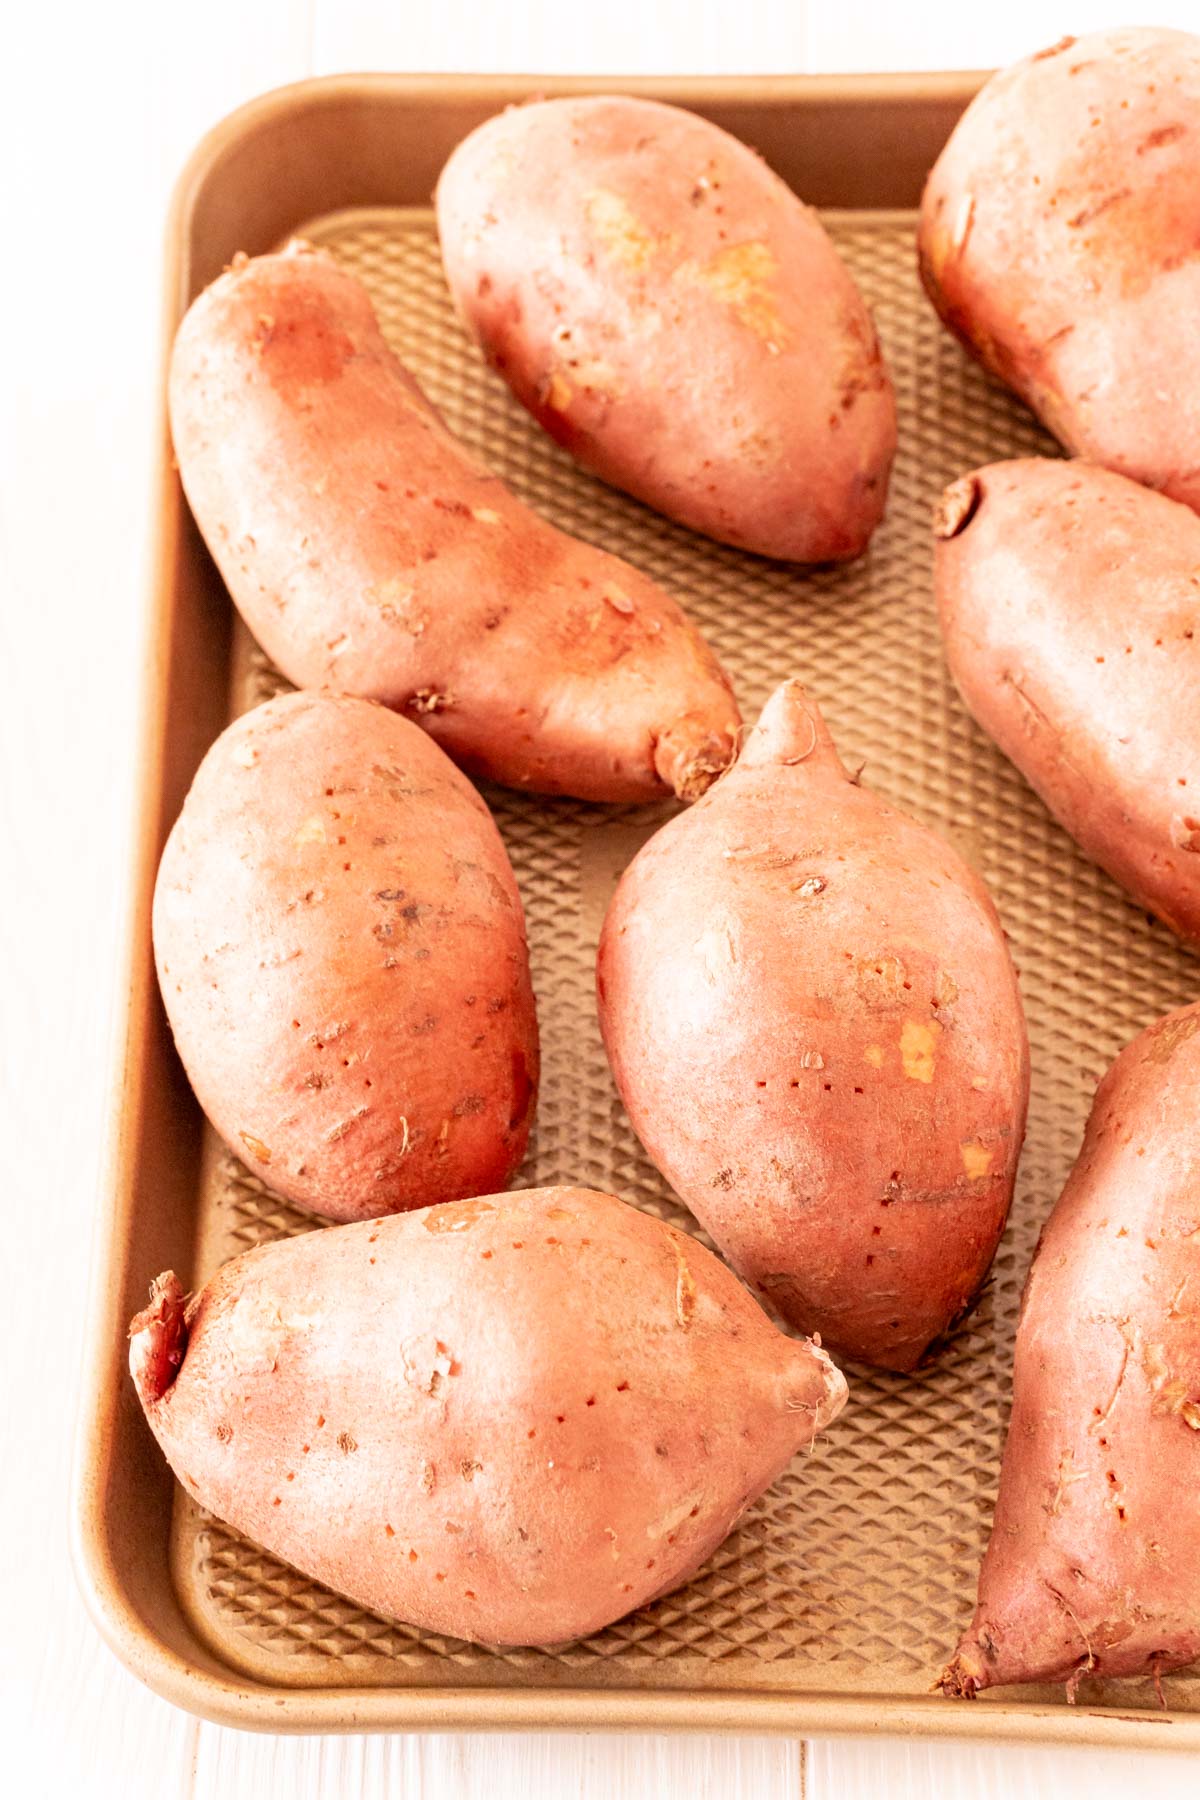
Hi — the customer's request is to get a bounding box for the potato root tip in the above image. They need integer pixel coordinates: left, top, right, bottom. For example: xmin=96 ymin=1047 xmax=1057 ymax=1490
xmin=128 ymin=1271 xmax=189 ymax=1408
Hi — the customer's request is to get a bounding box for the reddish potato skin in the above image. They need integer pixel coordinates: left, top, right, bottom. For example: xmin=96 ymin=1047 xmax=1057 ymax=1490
xmin=597 ymin=682 xmax=1029 ymax=1372
xmin=169 ymin=246 xmax=739 ymax=803
xmin=935 ymin=458 xmax=1200 ymax=947
xmin=152 ymin=692 xmax=538 ymax=1223
xmin=437 ymin=97 xmax=896 ymax=562
xmin=944 ymin=1004 xmax=1200 ymax=1696
xmin=128 ymin=1186 xmax=847 ymax=1648
xmin=919 ymin=28 xmax=1200 ymax=512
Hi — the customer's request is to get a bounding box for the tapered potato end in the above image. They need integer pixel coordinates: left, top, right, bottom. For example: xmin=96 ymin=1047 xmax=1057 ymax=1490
xmin=128 ymin=1271 xmax=189 ymax=1409
xmin=796 ymin=1343 xmax=850 ymax=1436
xmin=653 ymin=710 xmax=740 ymax=801
xmin=938 ymin=1637 xmax=991 ymax=1699
xmin=737 ymin=680 xmax=848 ymax=779
xmin=933 ymin=474 xmax=983 ymax=540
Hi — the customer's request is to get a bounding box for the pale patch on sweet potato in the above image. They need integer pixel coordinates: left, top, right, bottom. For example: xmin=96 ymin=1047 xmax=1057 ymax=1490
xmin=673 ymin=1244 xmax=698 ymax=1330
xmin=1144 ymin=1010 xmax=1200 ymax=1064
xmin=364 ymin=578 xmax=419 ymax=625
xmin=585 ymin=188 xmax=659 ymax=269
xmin=680 ymin=241 xmax=788 ymax=350
xmin=238 ymin=1131 xmax=272 ymax=1165
xmin=401 ymin=1332 xmax=454 ymax=1397
xmin=647 ymin=1491 xmax=706 ymax=1541
xmin=695 ymin=917 xmax=739 ymax=984
xmin=855 ymin=954 xmax=909 ymax=1007
xmin=422 ymin=1197 xmax=496 ymax=1234
xmin=1133 ymin=1330 xmax=1200 ymax=1428
xmin=937 ymin=972 xmax=960 ymax=1009
xmin=224 ymin=1288 xmax=324 ymax=1375
xmin=900 ymin=1018 xmax=942 ymax=1083
xmin=540 ymin=369 xmax=573 ymax=412
xmin=960 ymin=1140 xmax=994 ymax=1180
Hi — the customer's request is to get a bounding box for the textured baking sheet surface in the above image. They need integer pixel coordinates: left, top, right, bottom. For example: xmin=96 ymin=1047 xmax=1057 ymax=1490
xmin=172 ymin=206 xmax=1198 ymax=1711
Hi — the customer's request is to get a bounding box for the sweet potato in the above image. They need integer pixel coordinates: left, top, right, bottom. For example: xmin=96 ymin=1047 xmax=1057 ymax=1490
xmin=153 ymin=691 xmax=538 ymax=1222
xmin=597 ymin=681 xmax=1029 ymax=1372
xmin=919 ymin=28 xmax=1200 ymax=511
xmin=437 ymin=96 xmax=896 ymax=562
xmin=935 ymin=457 xmax=1200 ymax=946
xmin=943 ymin=1003 xmax=1200 ymax=1697
xmin=169 ymin=244 xmax=739 ymax=803
xmin=129 ymin=1185 xmax=847 ymax=1647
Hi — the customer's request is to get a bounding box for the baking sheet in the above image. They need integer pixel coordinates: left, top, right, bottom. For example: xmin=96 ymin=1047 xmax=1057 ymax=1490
xmin=167 ymin=203 xmax=1200 ymax=1717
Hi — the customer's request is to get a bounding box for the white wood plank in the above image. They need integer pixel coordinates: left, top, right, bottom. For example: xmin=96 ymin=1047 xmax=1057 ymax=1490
xmin=313 ymin=0 xmax=807 ymax=76
xmin=809 ymin=1738 xmax=1200 ymax=1800
xmin=806 ymin=3 xmax=1200 ymax=73
xmin=192 ymin=1730 xmax=803 ymax=1800
xmin=0 ymin=1 xmax=309 ymax=1796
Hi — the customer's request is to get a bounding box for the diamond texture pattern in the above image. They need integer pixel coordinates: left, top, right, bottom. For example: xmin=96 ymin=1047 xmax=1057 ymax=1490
xmin=172 ymin=207 xmax=1200 ymax=1712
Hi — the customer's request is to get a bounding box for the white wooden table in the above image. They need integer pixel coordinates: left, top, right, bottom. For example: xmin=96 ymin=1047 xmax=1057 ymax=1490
xmin=5 ymin=3 xmax=1198 ymax=1793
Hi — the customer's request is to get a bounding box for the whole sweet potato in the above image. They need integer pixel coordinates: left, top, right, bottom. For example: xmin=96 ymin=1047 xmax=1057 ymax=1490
xmin=943 ymin=1003 xmax=1200 ymax=1697
xmin=153 ymin=691 xmax=538 ymax=1222
xmin=935 ymin=457 xmax=1200 ymax=946
xmin=437 ymin=96 xmax=896 ymax=562
xmin=919 ymin=28 xmax=1200 ymax=510
xmin=597 ymin=681 xmax=1029 ymax=1371
xmin=129 ymin=1185 xmax=847 ymax=1647
xmin=169 ymin=244 xmax=739 ymax=803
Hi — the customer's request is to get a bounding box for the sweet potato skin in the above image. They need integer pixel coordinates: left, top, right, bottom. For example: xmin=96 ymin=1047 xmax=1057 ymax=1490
xmin=919 ymin=28 xmax=1200 ymax=511
xmin=128 ymin=1186 xmax=847 ymax=1647
xmin=944 ymin=1004 xmax=1200 ymax=1696
xmin=935 ymin=457 xmax=1200 ymax=946
xmin=437 ymin=96 xmax=896 ymax=562
xmin=597 ymin=682 xmax=1029 ymax=1372
xmin=169 ymin=246 xmax=739 ymax=803
xmin=152 ymin=691 xmax=538 ymax=1222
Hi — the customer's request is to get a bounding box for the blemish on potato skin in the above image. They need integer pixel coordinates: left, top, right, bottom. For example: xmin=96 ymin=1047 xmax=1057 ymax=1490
xmin=680 ymin=241 xmax=789 ymax=349
xmin=961 ymin=1140 xmax=995 ymax=1180
xmin=1136 ymin=122 xmax=1187 ymax=154
xmin=855 ymin=954 xmax=908 ymax=1006
xmin=540 ymin=369 xmax=573 ymax=412
xmin=1033 ymin=33 xmax=1076 ymax=60
xmin=238 ymin=1132 xmax=272 ymax=1165
xmin=585 ymin=188 xmax=658 ymax=269
xmin=1144 ymin=1012 xmax=1200 ymax=1065
xmin=937 ymin=971 xmax=960 ymax=1009
xmin=324 ymin=1106 xmax=369 ymax=1142
xmin=900 ymin=1018 xmax=942 ymax=1083
xmin=934 ymin=475 xmax=982 ymax=540
xmin=423 ymin=1197 xmax=496 ymax=1234
xmin=674 ymin=1245 xmax=698 ymax=1329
